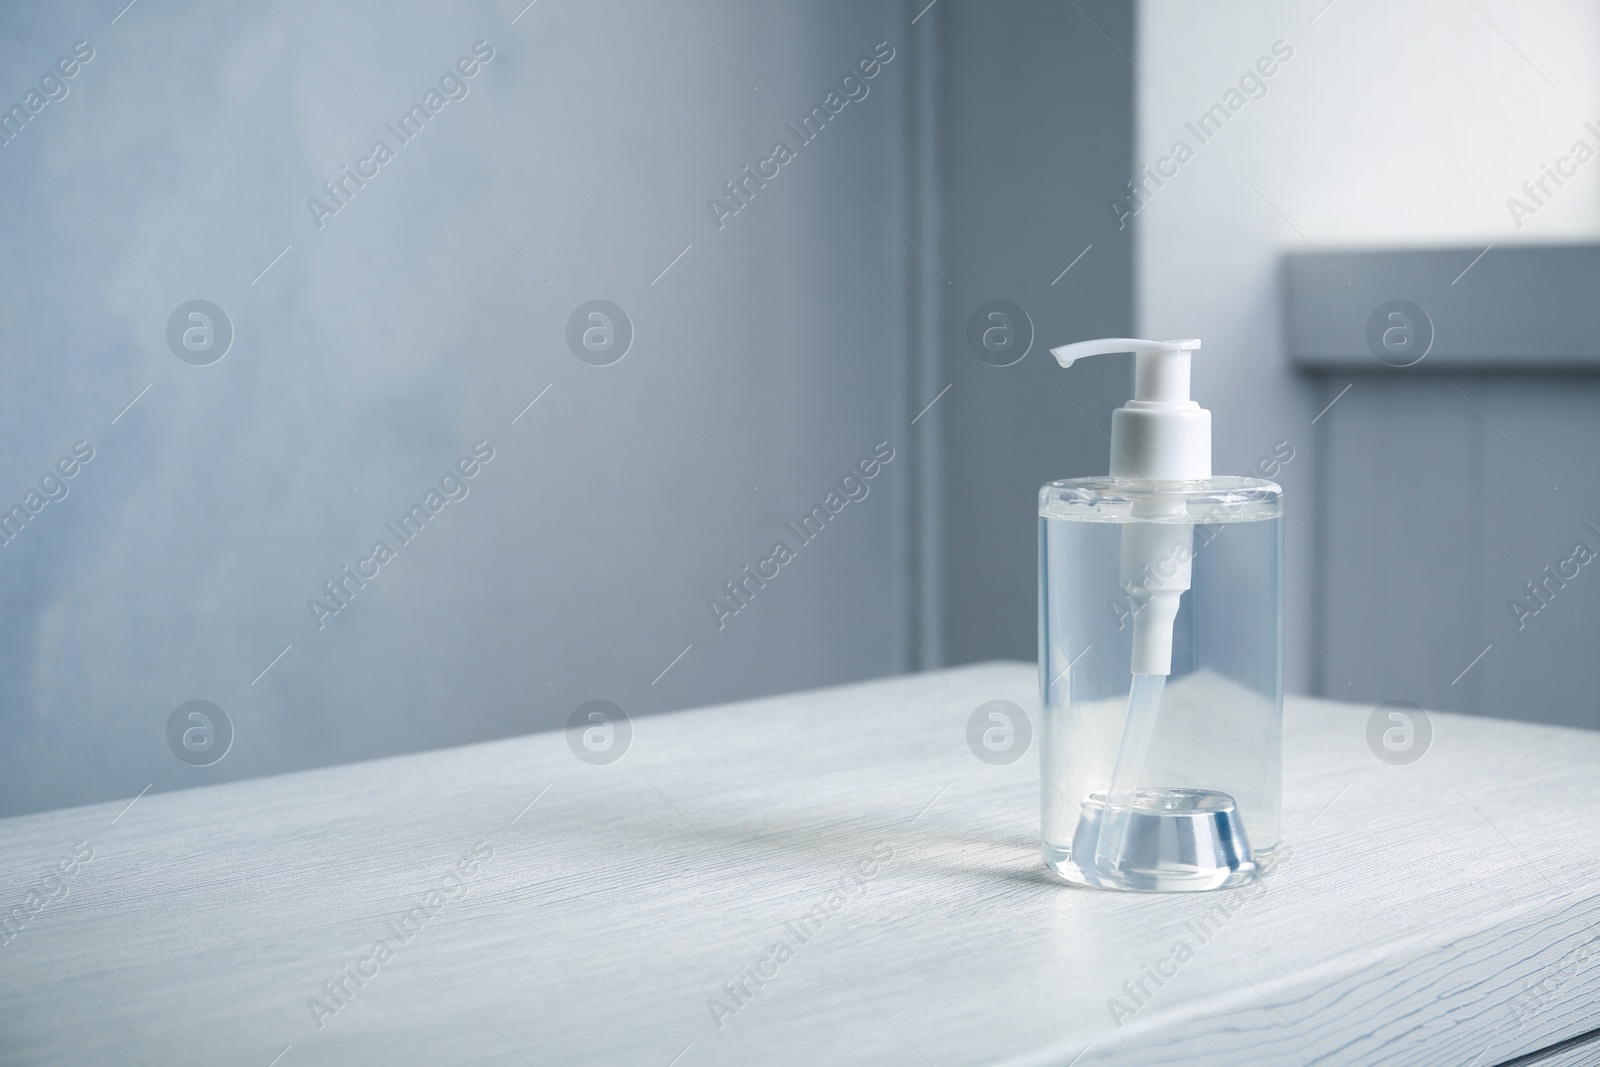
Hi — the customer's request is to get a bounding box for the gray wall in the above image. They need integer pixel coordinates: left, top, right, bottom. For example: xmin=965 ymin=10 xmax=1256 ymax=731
xmin=937 ymin=0 xmax=1136 ymax=666
xmin=1317 ymin=372 xmax=1600 ymax=728
xmin=1288 ymin=245 xmax=1600 ymax=729
xmin=0 ymin=0 xmax=935 ymax=815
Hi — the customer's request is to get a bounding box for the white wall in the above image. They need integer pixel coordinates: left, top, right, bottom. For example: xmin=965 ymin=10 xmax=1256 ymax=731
xmin=1135 ymin=0 xmax=1600 ymax=694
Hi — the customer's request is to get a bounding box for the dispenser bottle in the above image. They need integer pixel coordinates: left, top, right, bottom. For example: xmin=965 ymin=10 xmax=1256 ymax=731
xmin=1039 ymin=338 xmax=1282 ymax=892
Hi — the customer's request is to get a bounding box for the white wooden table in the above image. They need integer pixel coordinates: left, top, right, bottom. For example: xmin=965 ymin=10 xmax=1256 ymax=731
xmin=2 ymin=662 xmax=1598 ymax=1066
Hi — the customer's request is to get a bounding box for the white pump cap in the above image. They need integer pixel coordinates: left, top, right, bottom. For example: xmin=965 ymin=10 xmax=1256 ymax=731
xmin=1048 ymin=338 xmax=1210 ymax=483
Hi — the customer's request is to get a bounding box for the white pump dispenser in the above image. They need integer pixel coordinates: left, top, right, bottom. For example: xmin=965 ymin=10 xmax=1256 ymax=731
xmin=1049 ymin=338 xmax=1209 ymax=676
xmin=1049 ymin=337 xmax=1209 ymax=483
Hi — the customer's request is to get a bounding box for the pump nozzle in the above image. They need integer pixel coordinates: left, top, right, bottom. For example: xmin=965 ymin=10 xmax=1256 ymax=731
xmin=1049 ymin=336 xmax=1200 ymax=368
xmin=1049 ymin=338 xmax=1208 ymax=483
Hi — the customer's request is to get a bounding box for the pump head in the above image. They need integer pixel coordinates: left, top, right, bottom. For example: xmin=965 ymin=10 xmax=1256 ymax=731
xmin=1049 ymin=338 xmax=1210 ymax=483
xmin=1051 ymin=337 xmax=1215 ymax=675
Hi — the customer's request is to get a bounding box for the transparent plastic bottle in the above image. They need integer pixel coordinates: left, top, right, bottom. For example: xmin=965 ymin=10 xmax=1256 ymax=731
xmin=1039 ymin=477 xmax=1282 ymax=891
xmin=1035 ymin=337 xmax=1283 ymax=892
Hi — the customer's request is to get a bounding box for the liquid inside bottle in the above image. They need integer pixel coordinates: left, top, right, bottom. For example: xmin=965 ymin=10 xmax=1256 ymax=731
xmin=1039 ymin=477 xmax=1282 ymax=892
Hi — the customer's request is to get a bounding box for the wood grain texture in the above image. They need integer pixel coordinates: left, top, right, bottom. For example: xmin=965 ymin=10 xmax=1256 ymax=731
xmin=1 ymin=661 xmax=1598 ymax=1066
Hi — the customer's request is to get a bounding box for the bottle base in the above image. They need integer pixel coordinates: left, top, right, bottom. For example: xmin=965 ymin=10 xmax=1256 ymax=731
xmin=1044 ymin=787 xmax=1263 ymax=893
